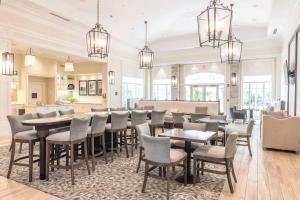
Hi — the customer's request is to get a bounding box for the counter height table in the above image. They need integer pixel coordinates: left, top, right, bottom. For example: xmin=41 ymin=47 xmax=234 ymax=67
xmin=158 ymin=129 xmax=217 ymax=184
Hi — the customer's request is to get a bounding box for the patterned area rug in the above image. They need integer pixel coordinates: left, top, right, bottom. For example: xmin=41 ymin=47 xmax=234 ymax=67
xmin=0 ymin=145 xmax=225 ymax=200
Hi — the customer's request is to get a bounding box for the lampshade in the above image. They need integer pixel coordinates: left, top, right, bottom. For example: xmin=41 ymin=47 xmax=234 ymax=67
xmin=2 ymin=52 xmax=16 ymax=76
xmin=220 ymin=34 xmax=242 ymax=64
xmin=25 ymin=48 xmax=35 ymax=66
xmin=171 ymin=75 xmax=178 ymax=88
xmin=108 ymin=70 xmax=115 ymax=85
xmin=139 ymin=21 xmax=154 ymax=69
xmin=86 ymin=0 xmax=110 ymax=58
xmin=197 ymin=0 xmax=233 ymax=48
xmin=64 ymin=56 xmax=74 ymax=72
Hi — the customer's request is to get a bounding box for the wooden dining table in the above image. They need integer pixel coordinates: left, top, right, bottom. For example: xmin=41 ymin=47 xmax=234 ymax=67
xmin=158 ymin=129 xmax=217 ymax=184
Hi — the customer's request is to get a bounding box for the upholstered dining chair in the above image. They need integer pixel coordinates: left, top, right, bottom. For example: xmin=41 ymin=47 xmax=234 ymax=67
xmin=190 ymin=113 xmax=207 ymax=123
xmin=226 ymin=119 xmax=255 ymax=156
xmin=127 ymin=110 xmax=148 ymax=157
xmin=59 ymin=109 xmax=75 ymax=116
xmin=149 ymin=110 xmax=166 ymax=136
xmin=171 ymin=112 xmax=185 ymax=128
xmin=88 ymin=114 xmax=108 ymax=170
xmin=210 ymin=115 xmax=227 ymax=145
xmin=143 ymin=106 xmax=154 ymax=111
xmin=37 ymin=111 xmax=57 ymax=118
xmin=7 ymin=114 xmax=39 ymax=182
xmin=141 ymin=135 xmax=187 ymax=200
xmin=135 ymin=123 xmax=151 ymax=173
xmin=105 ymin=111 xmax=129 ymax=161
xmin=193 ymin=132 xmax=238 ymax=193
xmin=91 ymin=108 xmax=109 ymax=112
xmin=45 ymin=117 xmax=91 ymax=185
xmin=110 ymin=107 xmax=126 ymax=111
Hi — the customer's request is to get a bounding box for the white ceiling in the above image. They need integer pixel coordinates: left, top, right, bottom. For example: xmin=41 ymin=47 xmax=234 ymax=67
xmin=0 ymin=0 xmax=299 ymax=59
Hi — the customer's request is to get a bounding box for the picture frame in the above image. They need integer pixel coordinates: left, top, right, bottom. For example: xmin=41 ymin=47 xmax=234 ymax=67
xmin=88 ymin=80 xmax=97 ymax=96
xmin=79 ymin=80 xmax=87 ymax=96
xmin=97 ymin=80 xmax=102 ymax=96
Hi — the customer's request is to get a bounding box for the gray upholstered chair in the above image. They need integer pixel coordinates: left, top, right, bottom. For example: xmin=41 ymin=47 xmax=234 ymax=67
xmin=87 ymin=114 xmax=108 ymax=170
xmin=141 ymin=135 xmax=187 ymax=200
xmin=45 ymin=117 xmax=91 ymax=185
xmin=127 ymin=111 xmax=148 ymax=157
xmin=190 ymin=113 xmax=207 ymax=123
xmin=226 ymin=119 xmax=255 ymax=156
xmin=149 ymin=110 xmax=166 ymax=136
xmin=171 ymin=112 xmax=185 ymax=128
xmin=37 ymin=111 xmax=57 ymax=118
xmin=205 ymin=121 xmax=219 ymax=145
xmin=193 ymin=132 xmax=238 ymax=193
xmin=59 ymin=109 xmax=75 ymax=116
xmin=135 ymin=123 xmax=151 ymax=173
xmin=91 ymin=108 xmax=109 ymax=112
xmin=110 ymin=107 xmax=126 ymax=111
xmin=105 ymin=111 xmax=129 ymax=161
xmin=7 ymin=114 xmax=39 ymax=182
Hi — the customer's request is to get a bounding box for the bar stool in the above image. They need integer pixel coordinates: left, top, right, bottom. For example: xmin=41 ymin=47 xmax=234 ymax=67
xmin=45 ymin=117 xmax=91 ymax=185
xmin=127 ymin=110 xmax=148 ymax=157
xmin=87 ymin=114 xmax=108 ymax=170
xmin=105 ymin=111 xmax=129 ymax=161
xmin=7 ymin=114 xmax=40 ymax=182
xmin=148 ymin=110 xmax=166 ymax=136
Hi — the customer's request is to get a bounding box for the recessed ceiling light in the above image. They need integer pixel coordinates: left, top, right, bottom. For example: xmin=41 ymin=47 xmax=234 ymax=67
xmin=273 ymin=28 xmax=278 ymax=35
xmin=252 ymin=4 xmax=258 ymax=8
xmin=252 ymin=18 xmax=257 ymax=22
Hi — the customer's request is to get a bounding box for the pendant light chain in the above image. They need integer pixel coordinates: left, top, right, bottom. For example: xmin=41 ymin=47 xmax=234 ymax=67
xmin=97 ymin=0 xmax=99 ymax=25
xmin=145 ymin=21 xmax=148 ymax=46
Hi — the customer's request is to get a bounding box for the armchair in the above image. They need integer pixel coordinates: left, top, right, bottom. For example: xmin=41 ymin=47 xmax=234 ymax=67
xmin=229 ymin=106 xmax=247 ymax=123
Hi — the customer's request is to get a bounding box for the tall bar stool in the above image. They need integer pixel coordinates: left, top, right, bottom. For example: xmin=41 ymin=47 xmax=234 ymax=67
xmin=87 ymin=114 xmax=108 ymax=170
xmin=148 ymin=110 xmax=166 ymax=136
xmin=127 ymin=110 xmax=148 ymax=157
xmin=171 ymin=112 xmax=185 ymax=128
xmin=105 ymin=111 xmax=129 ymax=161
xmin=7 ymin=114 xmax=40 ymax=182
xmin=45 ymin=117 xmax=91 ymax=185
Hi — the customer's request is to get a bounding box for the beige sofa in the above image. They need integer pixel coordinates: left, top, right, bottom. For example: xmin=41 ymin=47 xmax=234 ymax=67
xmin=262 ymin=115 xmax=300 ymax=153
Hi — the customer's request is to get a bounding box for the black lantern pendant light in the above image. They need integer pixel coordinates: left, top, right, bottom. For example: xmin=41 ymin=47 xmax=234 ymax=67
xmin=2 ymin=52 xmax=16 ymax=76
xmin=139 ymin=21 xmax=154 ymax=69
xmin=197 ymin=0 xmax=233 ymax=48
xmin=86 ymin=0 xmax=110 ymax=58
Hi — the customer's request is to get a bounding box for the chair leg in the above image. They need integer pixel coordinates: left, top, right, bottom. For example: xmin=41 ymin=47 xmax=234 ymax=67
xmin=201 ymin=161 xmax=204 ymax=175
xmin=184 ymin=158 xmax=187 ymax=186
xmin=91 ymin=135 xmax=95 ymax=171
xmin=66 ymin=145 xmax=69 ymax=171
xmin=45 ymin=141 xmax=50 ymax=181
xmin=123 ymin=130 xmax=129 ymax=158
xmin=19 ymin=142 xmax=23 ymax=154
xmin=162 ymin=126 xmax=165 ymax=133
xmin=131 ymin=128 xmax=134 ymax=157
xmin=9 ymin=141 xmax=13 ymax=152
xmin=166 ymin=166 xmax=170 ymax=200
xmin=136 ymin=147 xmax=142 ymax=173
xmin=142 ymin=162 xmax=149 ymax=193
xmin=193 ymin=158 xmax=197 ymax=185
xmin=226 ymin=161 xmax=234 ymax=193
xmin=28 ymin=141 xmax=34 ymax=182
xmin=102 ymin=135 xmax=108 ymax=164
xmin=84 ymin=139 xmax=91 ymax=175
xmin=50 ymin=144 xmax=55 ymax=172
xmin=231 ymin=161 xmax=237 ymax=183
xmin=7 ymin=141 xmax=16 ymax=179
xmin=247 ymin=137 xmax=252 ymax=157
xmin=70 ymin=143 xmax=75 ymax=185
xmin=111 ymin=131 xmax=114 ymax=162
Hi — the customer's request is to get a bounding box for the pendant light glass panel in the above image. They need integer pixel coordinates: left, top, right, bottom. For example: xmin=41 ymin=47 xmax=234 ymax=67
xmin=2 ymin=52 xmax=15 ymax=76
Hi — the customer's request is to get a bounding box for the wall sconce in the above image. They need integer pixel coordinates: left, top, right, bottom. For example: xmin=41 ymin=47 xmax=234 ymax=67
xmin=25 ymin=48 xmax=35 ymax=67
xmin=231 ymin=72 xmax=237 ymax=86
xmin=171 ymin=75 xmax=178 ymax=88
xmin=108 ymin=70 xmax=115 ymax=85
xmin=2 ymin=52 xmax=16 ymax=76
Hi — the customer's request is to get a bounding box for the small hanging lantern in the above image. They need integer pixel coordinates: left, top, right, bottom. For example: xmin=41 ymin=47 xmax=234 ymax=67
xmin=2 ymin=52 xmax=16 ymax=76
xmin=108 ymin=70 xmax=115 ymax=85
xmin=64 ymin=56 xmax=74 ymax=72
xmin=139 ymin=21 xmax=154 ymax=69
xmin=25 ymin=48 xmax=35 ymax=66
xmin=171 ymin=75 xmax=178 ymax=88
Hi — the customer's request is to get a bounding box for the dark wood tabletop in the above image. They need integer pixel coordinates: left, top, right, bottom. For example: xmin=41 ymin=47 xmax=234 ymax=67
xmin=158 ymin=129 xmax=217 ymax=143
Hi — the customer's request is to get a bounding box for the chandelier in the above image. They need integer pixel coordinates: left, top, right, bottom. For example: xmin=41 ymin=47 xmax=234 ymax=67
xmin=220 ymin=34 xmax=242 ymax=64
xmin=139 ymin=21 xmax=154 ymax=69
xmin=86 ymin=0 xmax=110 ymax=58
xmin=197 ymin=0 xmax=233 ymax=48
xmin=64 ymin=56 xmax=74 ymax=72
xmin=2 ymin=52 xmax=16 ymax=76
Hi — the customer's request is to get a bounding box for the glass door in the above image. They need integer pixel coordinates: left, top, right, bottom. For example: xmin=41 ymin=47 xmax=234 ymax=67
xmin=205 ymin=86 xmax=218 ymax=101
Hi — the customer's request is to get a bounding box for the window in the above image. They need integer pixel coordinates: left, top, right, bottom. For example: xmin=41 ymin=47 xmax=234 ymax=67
xmin=152 ymin=79 xmax=171 ymax=100
xmin=122 ymin=77 xmax=144 ymax=108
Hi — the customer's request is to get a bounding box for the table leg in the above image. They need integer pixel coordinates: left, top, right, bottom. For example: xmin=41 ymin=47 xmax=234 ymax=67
xmin=36 ymin=127 xmax=50 ymax=180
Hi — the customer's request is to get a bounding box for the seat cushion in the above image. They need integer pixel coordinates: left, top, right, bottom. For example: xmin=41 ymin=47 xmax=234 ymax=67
xmin=170 ymin=149 xmax=187 ymax=163
xmin=14 ymin=130 xmax=38 ymax=141
xmin=193 ymin=145 xmax=225 ymax=161
xmin=46 ymin=131 xmax=71 ymax=142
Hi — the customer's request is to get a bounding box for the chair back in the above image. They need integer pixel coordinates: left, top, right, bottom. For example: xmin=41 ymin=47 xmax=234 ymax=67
xmin=136 ymin=123 xmax=151 ymax=147
xmin=37 ymin=111 xmax=57 ymax=118
xmin=91 ymin=108 xmax=108 ymax=112
xmin=142 ymin=135 xmax=171 ymax=163
xmin=206 ymin=122 xmax=219 ymax=133
xmin=91 ymin=114 xmax=108 ymax=134
xmin=144 ymin=106 xmax=154 ymax=110
xmin=172 ymin=112 xmax=185 ymax=124
xmin=195 ymin=106 xmax=208 ymax=114
xmin=110 ymin=107 xmax=126 ymax=111
xmin=225 ymin=132 xmax=238 ymax=159
xmin=70 ymin=117 xmax=91 ymax=141
xmin=190 ymin=113 xmax=206 ymax=123
xmin=7 ymin=114 xmax=33 ymax=136
xmin=229 ymin=107 xmax=235 ymax=118
xmin=151 ymin=110 xmax=166 ymax=125
xmin=131 ymin=111 xmax=148 ymax=126
xmin=247 ymin=119 xmax=255 ymax=136
xmin=210 ymin=114 xmax=226 ymax=121
xmin=111 ymin=111 xmax=129 ymax=130
xmin=59 ymin=109 xmax=75 ymax=116
xmin=183 ymin=122 xmax=206 ymax=131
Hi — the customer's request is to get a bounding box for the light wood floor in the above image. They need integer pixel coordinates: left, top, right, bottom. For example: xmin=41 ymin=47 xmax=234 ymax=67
xmin=0 ymin=123 xmax=299 ymax=200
